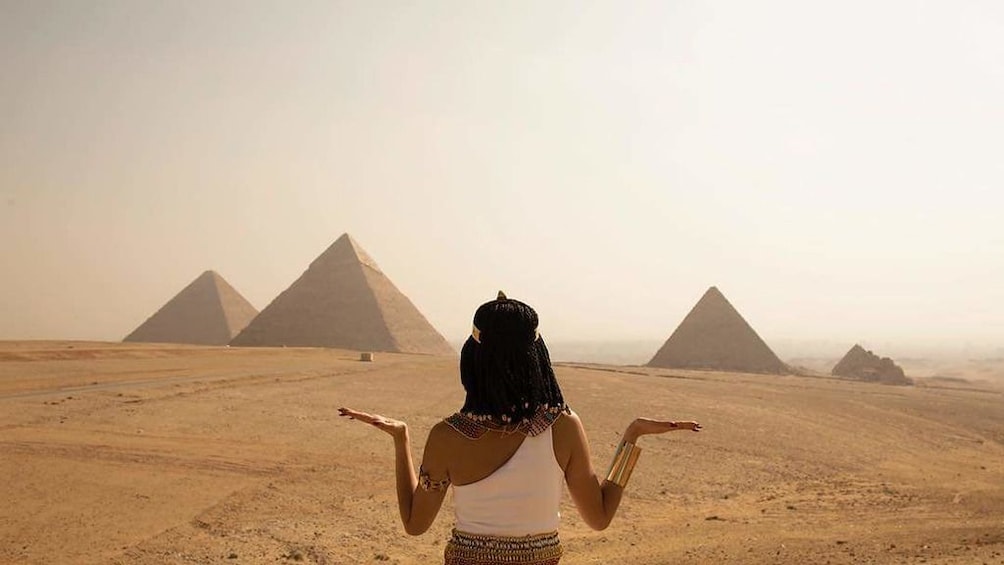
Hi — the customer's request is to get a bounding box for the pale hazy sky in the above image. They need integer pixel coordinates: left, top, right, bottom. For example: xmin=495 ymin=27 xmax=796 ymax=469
xmin=2 ymin=1 xmax=1002 ymax=353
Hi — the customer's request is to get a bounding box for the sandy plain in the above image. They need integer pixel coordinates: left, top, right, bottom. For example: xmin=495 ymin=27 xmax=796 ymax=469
xmin=1 ymin=341 xmax=1002 ymax=565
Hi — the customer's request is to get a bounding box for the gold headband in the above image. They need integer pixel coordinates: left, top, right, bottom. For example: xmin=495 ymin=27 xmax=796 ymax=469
xmin=470 ymin=325 xmax=540 ymax=344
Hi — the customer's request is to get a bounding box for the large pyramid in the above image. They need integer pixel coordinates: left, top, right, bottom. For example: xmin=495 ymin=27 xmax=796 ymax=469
xmin=124 ymin=270 xmax=259 ymax=345
xmin=229 ymin=234 xmax=454 ymax=355
xmin=647 ymin=286 xmax=788 ymax=374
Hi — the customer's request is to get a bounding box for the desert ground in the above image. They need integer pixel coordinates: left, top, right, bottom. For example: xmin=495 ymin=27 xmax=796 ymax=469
xmin=1 ymin=341 xmax=1002 ymax=564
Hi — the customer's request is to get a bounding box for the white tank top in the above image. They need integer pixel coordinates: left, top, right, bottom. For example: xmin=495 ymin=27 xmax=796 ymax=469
xmin=452 ymin=426 xmax=563 ymax=536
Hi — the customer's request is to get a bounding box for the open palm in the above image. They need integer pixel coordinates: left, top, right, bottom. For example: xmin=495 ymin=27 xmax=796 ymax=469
xmin=631 ymin=418 xmax=702 ymax=438
xmin=338 ymin=407 xmax=407 ymax=439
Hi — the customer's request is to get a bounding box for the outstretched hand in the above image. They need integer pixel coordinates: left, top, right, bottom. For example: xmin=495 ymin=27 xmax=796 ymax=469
xmin=338 ymin=407 xmax=408 ymax=440
xmin=626 ymin=418 xmax=702 ymax=442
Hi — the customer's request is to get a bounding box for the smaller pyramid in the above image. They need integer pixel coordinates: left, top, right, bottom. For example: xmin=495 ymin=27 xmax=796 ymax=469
xmin=124 ymin=271 xmax=258 ymax=345
xmin=230 ymin=234 xmax=454 ymax=355
xmin=832 ymin=344 xmax=911 ymax=385
xmin=647 ymin=286 xmax=787 ymax=374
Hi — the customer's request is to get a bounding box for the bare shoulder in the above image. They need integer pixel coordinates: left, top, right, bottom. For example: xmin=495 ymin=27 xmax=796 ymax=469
xmin=551 ymin=410 xmax=588 ymax=471
xmin=553 ymin=409 xmax=585 ymax=439
xmin=421 ymin=420 xmax=460 ymax=471
xmin=426 ymin=420 xmax=460 ymax=446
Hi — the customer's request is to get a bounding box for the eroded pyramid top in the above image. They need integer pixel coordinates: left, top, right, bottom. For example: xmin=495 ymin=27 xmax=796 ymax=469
xmin=310 ymin=233 xmax=380 ymax=272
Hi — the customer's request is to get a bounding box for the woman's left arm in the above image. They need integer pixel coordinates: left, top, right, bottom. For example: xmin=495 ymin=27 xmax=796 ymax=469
xmin=339 ymin=408 xmax=449 ymax=535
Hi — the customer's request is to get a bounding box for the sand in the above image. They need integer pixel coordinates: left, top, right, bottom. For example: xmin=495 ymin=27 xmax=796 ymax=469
xmin=1 ymin=341 xmax=1002 ymax=564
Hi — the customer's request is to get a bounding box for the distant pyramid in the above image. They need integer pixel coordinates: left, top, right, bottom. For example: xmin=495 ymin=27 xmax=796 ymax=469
xmin=124 ymin=270 xmax=258 ymax=345
xmin=832 ymin=344 xmax=911 ymax=385
xmin=647 ymin=286 xmax=787 ymax=374
xmin=230 ymin=234 xmax=454 ymax=355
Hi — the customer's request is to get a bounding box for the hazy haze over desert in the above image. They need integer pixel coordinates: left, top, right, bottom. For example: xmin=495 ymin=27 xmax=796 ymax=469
xmin=2 ymin=0 xmax=1003 ymax=360
xmin=2 ymin=4 xmax=1004 ymax=563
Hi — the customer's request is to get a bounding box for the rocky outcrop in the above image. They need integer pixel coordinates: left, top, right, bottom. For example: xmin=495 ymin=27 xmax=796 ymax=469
xmin=832 ymin=344 xmax=911 ymax=385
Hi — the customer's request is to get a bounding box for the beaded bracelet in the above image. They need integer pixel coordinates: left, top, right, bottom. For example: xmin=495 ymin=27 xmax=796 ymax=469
xmin=418 ymin=466 xmax=451 ymax=491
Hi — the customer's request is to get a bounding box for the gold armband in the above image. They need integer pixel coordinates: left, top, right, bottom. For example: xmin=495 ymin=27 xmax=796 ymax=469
xmin=604 ymin=440 xmax=641 ymax=488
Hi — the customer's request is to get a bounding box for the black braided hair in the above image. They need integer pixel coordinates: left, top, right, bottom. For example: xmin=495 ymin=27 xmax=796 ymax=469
xmin=459 ymin=294 xmax=566 ymax=422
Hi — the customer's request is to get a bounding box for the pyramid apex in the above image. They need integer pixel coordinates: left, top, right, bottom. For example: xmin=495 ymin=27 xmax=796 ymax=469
xmin=314 ymin=234 xmax=380 ymax=271
xmin=698 ymin=286 xmax=729 ymax=305
xmin=333 ymin=232 xmax=363 ymax=247
xmin=196 ymin=270 xmax=232 ymax=289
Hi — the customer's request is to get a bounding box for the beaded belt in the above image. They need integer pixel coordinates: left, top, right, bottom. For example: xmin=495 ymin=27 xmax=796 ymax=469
xmin=444 ymin=529 xmax=562 ymax=565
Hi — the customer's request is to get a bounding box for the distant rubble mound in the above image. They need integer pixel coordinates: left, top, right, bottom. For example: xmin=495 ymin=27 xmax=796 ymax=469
xmin=831 ymin=344 xmax=911 ymax=385
xmin=230 ymin=233 xmax=454 ymax=355
xmin=647 ymin=286 xmax=788 ymax=374
xmin=124 ymin=270 xmax=258 ymax=345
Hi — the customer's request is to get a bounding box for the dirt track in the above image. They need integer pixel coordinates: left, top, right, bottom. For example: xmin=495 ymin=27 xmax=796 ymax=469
xmin=1 ymin=342 xmax=1002 ymax=564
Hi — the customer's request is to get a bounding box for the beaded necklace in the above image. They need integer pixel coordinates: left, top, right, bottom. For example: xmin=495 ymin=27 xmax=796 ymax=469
xmin=445 ymin=405 xmax=570 ymax=439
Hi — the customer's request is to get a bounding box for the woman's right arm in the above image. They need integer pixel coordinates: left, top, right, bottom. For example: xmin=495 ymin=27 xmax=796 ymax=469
xmin=561 ymin=411 xmax=629 ymax=530
xmin=560 ymin=412 xmax=700 ymax=531
xmin=337 ymin=407 xmax=449 ymax=535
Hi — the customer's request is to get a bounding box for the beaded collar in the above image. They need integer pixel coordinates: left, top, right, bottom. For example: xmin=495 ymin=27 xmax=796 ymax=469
xmin=445 ymin=405 xmax=570 ymax=439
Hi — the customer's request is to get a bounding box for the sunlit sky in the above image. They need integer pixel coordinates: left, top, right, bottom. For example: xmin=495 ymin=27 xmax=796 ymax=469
xmin=2 ymin=1 xmax=1002 ymax=355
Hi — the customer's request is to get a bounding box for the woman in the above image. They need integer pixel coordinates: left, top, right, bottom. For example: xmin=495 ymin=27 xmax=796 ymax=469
xmin=339 ymin=292 xmax=701 ymax=564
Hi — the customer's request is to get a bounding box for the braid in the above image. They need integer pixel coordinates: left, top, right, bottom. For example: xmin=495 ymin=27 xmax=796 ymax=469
xmin=460 ymin=297 xmax=566 ymax=422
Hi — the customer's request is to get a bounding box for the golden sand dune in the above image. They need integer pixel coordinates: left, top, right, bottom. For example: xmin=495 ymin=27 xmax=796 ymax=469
xmin=1 ymin=342 xmax=1002 ymax=564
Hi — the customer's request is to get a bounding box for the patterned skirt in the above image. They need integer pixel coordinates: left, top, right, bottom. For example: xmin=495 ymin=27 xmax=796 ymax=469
xmin=444 ymin=529 xmax=563 ymax=565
